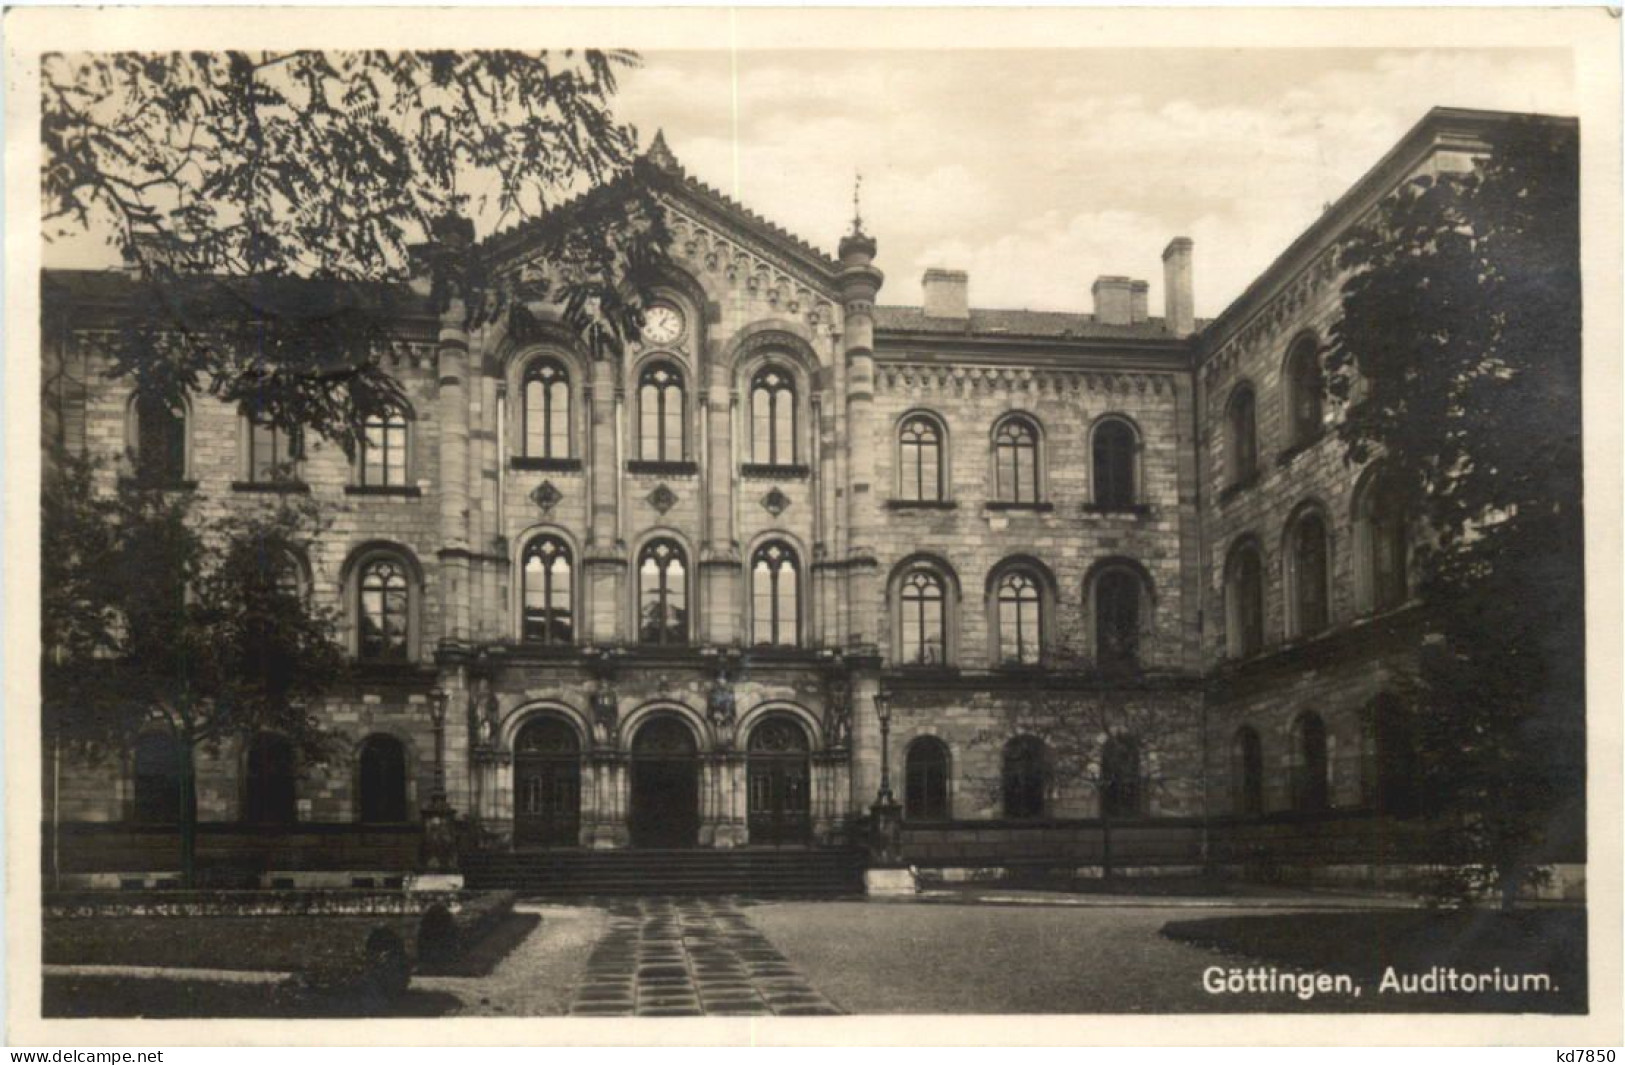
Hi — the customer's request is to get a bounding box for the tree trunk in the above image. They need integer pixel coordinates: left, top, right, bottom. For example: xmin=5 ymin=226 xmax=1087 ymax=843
xmin=1101 ymin=814 xmax=1114 ymax=884
xmin=179 ymin=736 xmax=199 ymax=888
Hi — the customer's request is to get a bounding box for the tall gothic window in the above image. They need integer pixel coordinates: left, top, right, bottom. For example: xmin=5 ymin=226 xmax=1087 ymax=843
xmin=246 ymin=414 xmax=301 ymax=483
xmin=995 ymin=568 xmax=1043 ymax=665
xmin=993 ymin=416 xmax=1040 ymax=503
xmin=1227 ymin=384 xmax=1258 ymax=486
xmin=638 ymin=362 xmax=686 ymax=462
xmin=1289 ymin=712 xmax=1330 ymax=813
xmin=524 ymin=358 xmax=571 ymax=459
xmin=1285 ymin=335 xmax=1325 ymax=446
xmin=1290 ymin=510 xmax=1330 ymax=637
xmin=521 ymin=536 xmax=574 ymax=644
xmin=359 ymin=406 xmax=409 ymax=486
xmin=750 ymin=366 xmax=796 ymax=466
xmin=1092 ymin=418 xmax=1137 ymax=509
xmin=1225 ymin=541 xmax=1265 ymax=658
xmin=898 ymin=415 xmax=944 ymax=501
xmin=1356 ymin=473 xmax=1410 ymax=613
xmin=899 ymin=568 xmax=947 ymax=665
xmin=244 ymin=733 xmax=297 ymax=825
xmin=1232 ymin=727 xmax=1264 ymax=816
xmin=1094 ymin=567 xmax=1143 ymax=672
xmin=358 ymin=734 xmax=408 ymax=823
xmin=905 ymin=737 xmax=951 ymax=820
xmin=1002 ymin=735 xmax=1047 ymax=818
xmin=1101 ymin=734 xmax=1144 ymax=818
xmin=130 ymin=392 xmax=186 ymax=483
xmin=358 ymin=557 xmax=411 ymax=661
xmin=751 ymin=541 xmax=800 ymax=647
xmin=638 ymin=539 xmax=688 ymax=645
xmin=131 ymin=733 xmax=190 ymax=824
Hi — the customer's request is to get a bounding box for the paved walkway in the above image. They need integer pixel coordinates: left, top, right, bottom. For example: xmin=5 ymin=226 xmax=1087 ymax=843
xmin=567 ymin=898 xmax=841 ymax=1017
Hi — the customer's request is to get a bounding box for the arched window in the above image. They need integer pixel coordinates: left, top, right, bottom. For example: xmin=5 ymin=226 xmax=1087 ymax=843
xmin=898 ymin=415 xmax=944 ymax=502
xmin=750 ymin=365 xmax=796 ymax=466
xmin=638 ymin=362 xmax=686 ymax=462
xmin=358 ymin=735 xmax=408 ymax=823
xmin=1289 ymin=712 xmax=1329 ymax=813
xmin=1093 ymin=566 xmax=1144 ymax=672
xmin=1226 ymin=384 xmax=1258 ymax=486
xmin=129 ymin=392 xmax=187 ymax=483
xmin=1363 ymin=695 xmax=1420 ymax=818
xmin=522 ymin=536 xmax=574 ymax=644
xmin=751 ymin=541 xmax=800 ymax=647
xmin=993 ymin=416 xmax=1040 ymax=503
xmin=1225 ymin=541 xmax=1265 ymax=658
xmin=1285 ymin=335 xmax=1325 ymax=446
xmin=1232 ymin=727 xmax=1264 ymax=816
xmin=1101 ymin=734 xmax=1143 ymax=818
xmin=898 ymin=568 xmax=947 ymax=665
xmin=244 ymin=733 xmax=297 ymax=825
xmin=1289 ymin=510 xmax=1331 ymax=637
xmin=1355 ymin=473 xmax=1409 ymax=613
xmin=638 ymin=539 xmax=688 ymax=645
xmin=994 ymin=568 xmax=1044 ymax=665
xmin=1002 ymin=735 xmax=1047 ymax=819
xmin=358 ymin=556 xmax=411 ymax=661
xmin=131 ymin=733 xmax=191 ymax=824
xmin=1092 ymin=418 xmax=1138 ymax=509
xmin=359 ymin=406 xmax=409 ymax=486
xmin=523 ymin=358 xmax=571 ymax=459
xmin=904 ymin=737 xmax=950 ymax=820
xmin=245 ymin=412 xmax=301 ymax=484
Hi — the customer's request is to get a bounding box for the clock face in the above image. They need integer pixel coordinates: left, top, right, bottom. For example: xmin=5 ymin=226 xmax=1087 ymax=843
xmin=643 ymin=304 xmax=685 ymax=346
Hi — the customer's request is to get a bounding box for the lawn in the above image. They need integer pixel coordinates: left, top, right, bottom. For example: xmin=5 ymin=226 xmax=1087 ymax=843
xmin=44 ymin=914 xmax=418 ymax=973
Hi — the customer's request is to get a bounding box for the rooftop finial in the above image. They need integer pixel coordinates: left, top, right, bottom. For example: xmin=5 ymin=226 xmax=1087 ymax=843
xmin=646 ymin=129 xmax=678 ymax=172
xmin=851 ymin=170 xmax=865 ymax=235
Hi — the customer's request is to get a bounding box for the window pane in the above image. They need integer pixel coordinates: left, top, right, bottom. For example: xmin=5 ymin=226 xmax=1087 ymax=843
xmin=548 ymin=381 xmax=570 ymax=458
xmin=666 ymin=556 xmax=686 ymax=640
xmin=753 ymin=388 xmax=772 ymax=462
xmin=640 ymin=385 xmax=660 ymax=461
xmin=526 ymin=379 xmax=546 ymax=456
xmin=662 ymin=387 xmax=683 ymax=461
xmin=774 ymin=389 xmax=794 ymax=464
xmin=640 ymin=557 xmax=662 ymax=641
xmin=753 ymin=561 xmax=773 ymax=644
xmin=777 ymin=563 xmax=798 ymax=645
xmin=251 ymin=422 xmax=277 ymax=481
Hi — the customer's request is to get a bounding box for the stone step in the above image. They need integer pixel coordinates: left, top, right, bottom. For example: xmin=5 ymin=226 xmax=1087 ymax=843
xmin=463 ymin=848 xmax=867 ymax=896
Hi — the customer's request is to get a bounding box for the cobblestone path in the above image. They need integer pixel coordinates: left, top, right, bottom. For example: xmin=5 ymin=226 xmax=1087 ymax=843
xmin=568 ymin=898 xmax=842 ymax=1017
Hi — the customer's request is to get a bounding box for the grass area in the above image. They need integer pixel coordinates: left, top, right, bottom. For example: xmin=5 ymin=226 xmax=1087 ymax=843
xmin=923 ymin=874 xmax=1247 ymax=897
xmin=43 ymin=974 xmax=461 ymax=1019
xmin=415 ymin=912 xmax=541 ymax=978
xmin=1161 ymin=909 xmax=1586 ymax=1013
xmin=44 ymin=915 xmax=418 ymax=973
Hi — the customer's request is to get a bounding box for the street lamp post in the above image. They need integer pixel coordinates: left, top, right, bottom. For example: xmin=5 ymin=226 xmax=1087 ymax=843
xmin=868 ymin=688 xmax=903 ymax=868
xmin=428 ymin=687 xmax=448 ymax=804
xmin=420 ymin=686 xmax=459 ymax=876
xmin=875 ymin=689 xmax=895 ymax=804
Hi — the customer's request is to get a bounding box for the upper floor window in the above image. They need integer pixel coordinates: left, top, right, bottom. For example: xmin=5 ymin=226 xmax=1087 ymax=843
xmin=750 ymin=366 xmax=796 ymax=467
xmin=357 ymin=556 xmax=411 ymax=661
xmin=1225 ymin=540 xmax=1265 ymax=658
xmin=1285 ymin=334 xmax=1325 ymax=447
xmin=1092 ymin=417 xmax=1138 ymax=509
xmin=994 ymin=568 xmax=1044 ymax=665
xmin=524 ymin=358 xmax=571 ymax=459
xmin=992 ymin=415 xmax=1041 ymax=503
xmin=1100 ymin=733 xmax=1144 ymax=818
xmin=1092 ymin=565 xmax=1145 ymax=673
xmin=637 ymin=538 xmax=688 ymax=645
xmin=1289 ymin=711 xmax=1330 ymax=813
xmin=359 ymin=406 xmax=410 ymax=487
xmin=898 ymin=567 xmax=948 ymax=666
xmin=1354 ymin=472 xmax=1409 ymax=614
xmin=751 ymin=540 xmax=800 ymax=647
xmin=521 ymin=535 xmax=574 ymax=645
xmin=898 ymin=414 xmax=945 ymax=502
xmin=638 ymin=362 xmax=686 ymax=463
xmin=1226 ymin=384 xmax=1258 ymax=487
xmin=1287 ymin=509 xmax=1331 ymax=637
xmin=128 ymin=392 xmax=187 ymax=483
xmin=245 ymin=413 xmax=302 ymax=484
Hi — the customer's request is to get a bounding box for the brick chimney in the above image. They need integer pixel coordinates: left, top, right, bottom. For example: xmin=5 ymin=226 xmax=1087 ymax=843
xmin=1130 ymin=280 xmax=1149 ymax=325
xmin=922 ymin=269 xmax=969 ymax=319
xmin=1092 ymin=276 xmax=1134 ymax=326
xmin=1162 ymin=237 xmax=1195 ymax=337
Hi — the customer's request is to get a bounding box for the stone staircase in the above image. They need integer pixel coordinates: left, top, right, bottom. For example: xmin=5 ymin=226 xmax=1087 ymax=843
xmin=461 ymin=847 xmax=868 ymax=897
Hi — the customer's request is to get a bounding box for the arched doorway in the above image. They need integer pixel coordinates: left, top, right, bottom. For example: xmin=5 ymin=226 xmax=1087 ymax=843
xmin=747 ymin=717 xmax=811 ymax=845
xmin=630 ymin=716 xmax=700 ymax=848
xmin=513 ymin=717 xmax=581 ymax=848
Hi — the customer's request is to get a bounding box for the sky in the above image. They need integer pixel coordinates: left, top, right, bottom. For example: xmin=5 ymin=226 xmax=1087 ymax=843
xmin=602 ymin=48 xmax=1575 ymax=318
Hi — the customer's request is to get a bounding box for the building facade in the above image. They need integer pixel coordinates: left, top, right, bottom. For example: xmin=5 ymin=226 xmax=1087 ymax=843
xmin=40 ymin=107 xmax=1581 ymax=888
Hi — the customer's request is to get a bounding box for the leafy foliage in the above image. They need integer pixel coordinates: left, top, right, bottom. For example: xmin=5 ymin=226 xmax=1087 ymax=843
xmin=42 ymin=50 xmax=670 ymax=452
xmin=1325 ymin=118 xmax=1582 ymax=906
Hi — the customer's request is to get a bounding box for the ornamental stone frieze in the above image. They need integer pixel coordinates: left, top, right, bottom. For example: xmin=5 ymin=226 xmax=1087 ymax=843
xmin=664 ymin=209 xmax=841 ymax=337
xmin=1204 ymin=250 xmax=1342 ymax=385
xmin=877 ymin=362 xmax=1174 ymax=398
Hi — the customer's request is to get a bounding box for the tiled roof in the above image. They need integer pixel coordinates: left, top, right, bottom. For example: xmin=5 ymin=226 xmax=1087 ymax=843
xmin=875 ymin=305 xmax=1189 ymax=342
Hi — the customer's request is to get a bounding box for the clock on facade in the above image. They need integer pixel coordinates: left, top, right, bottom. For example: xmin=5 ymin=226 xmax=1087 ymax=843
xmin=642 ymin=304 xmax=685 ymax=345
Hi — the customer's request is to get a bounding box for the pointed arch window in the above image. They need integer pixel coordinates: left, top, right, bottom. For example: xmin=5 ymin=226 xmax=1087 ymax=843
xmin=524 ymin=358 xmax=572 ymax=459
xmin=905 ymin=737 xmax=951 ymax=820
xmin=358 ymin=735 xmax=409 ymax=823
xmin=1226 ymin=385 xmax=1258 ymax=486
xmin=359 ymin=406 xmax=409 ymax=486
xmin=522 ymin=536 xmax=574 ymax=644
xmin=1094 ymin=566 xmax=1144 ymax=672
xmin=750 ymin=366 xmax=797 ymax=466
xmin=358 ymin=557 xmax=411 ymax=661
xmin=899 ymin=568 xmax=947 ymax=665
xmin=130 ymin=392 xmax=187 ymax=483
xmin=1002 ymin=735 xmax=1047 ymax=819
xmin=638 ymin=362 xmax=686 ymax=462
xmin=1289 ymin=511 xmax=1331 ymax=637
xmin=751 ymin=541 xmax=800 ymax=647
xmin=995 ymin=569 xmax=1044 ymax=665
xmin=1225 ymin=542 xmax=1265 ymax=658
xmin=1092 ymin=418 xmax=1138 ymax=509
xmin=1285 ymin=335 xmax=1325 ymax=446
xmin=993 ymin=416 xmax=1040 ymax=503
xmin=898 ymin=415 xmax=944 ymax=501
xmin=1289 ymin=712 xmax=1330 ymax=813
xmin=638 ymin=539 xmax=688 ymax=645
xmin=1232 ymin=727 xmax=1264 ymax=816
xmin=1101 ymin=734 xmax=1144 ymax=818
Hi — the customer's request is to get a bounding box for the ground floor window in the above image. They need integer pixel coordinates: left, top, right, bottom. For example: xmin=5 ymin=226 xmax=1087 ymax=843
xmin=1002 ymin=735 xmax=1047 ymax=819
xmin=904 ymin=737 xmax=950 ymax=820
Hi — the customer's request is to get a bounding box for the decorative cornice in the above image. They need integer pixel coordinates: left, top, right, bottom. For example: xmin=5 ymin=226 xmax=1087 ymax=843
xmin=877 ymin=362 xmax=1176 ymax=398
